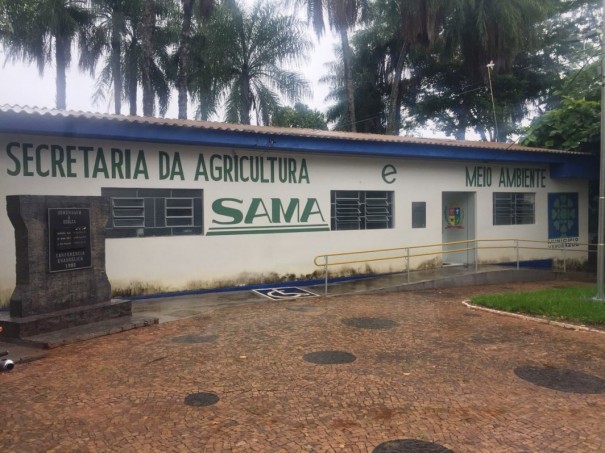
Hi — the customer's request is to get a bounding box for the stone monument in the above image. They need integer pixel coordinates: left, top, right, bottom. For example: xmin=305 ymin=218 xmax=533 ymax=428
xmin=0 ymin=195 xmax=156 ymax=346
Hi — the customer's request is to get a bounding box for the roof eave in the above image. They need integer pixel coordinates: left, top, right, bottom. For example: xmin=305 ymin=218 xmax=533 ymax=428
xmin=0 ymin=108 xmax=598 ymax=179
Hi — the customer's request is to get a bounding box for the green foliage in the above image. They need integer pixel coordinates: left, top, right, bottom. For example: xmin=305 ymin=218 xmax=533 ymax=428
xmin=192 ymin=1 xmax=311 ymax=125
xmin=0 ymin=0 xmax=10 ymax=36
xmin=521 ymin=97 xmax=600 ymax=153
xmin=271 ymin=103 xmax=327 ymax=130
xmin=321 ymin=37 xmax=387 ymax=133
xmin=471 ymin=285 xmax=605 ymax=325
xmin=0 ymin=0 xmax=601 ymax=133
xmin=322 ymin=0 xmax=601 ymax=140
xmin=1 ymin=0 xmax=96 ymax=109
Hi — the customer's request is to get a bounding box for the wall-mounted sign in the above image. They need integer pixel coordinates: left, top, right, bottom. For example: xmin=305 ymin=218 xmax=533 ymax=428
xmin=465 ymin=165 xmax=547 ymax=188
xmin=207 ymin=197 xmax=329 ymax=236
xmin=48 ymin=208 xmax=92 ymax=272
xmin=5 ymin=142 xmax=311 ymax=184
xmin=444 ymin=205 xmax=464 ymax=229
xmin=548 ymin=193 xmax=579 ymax=248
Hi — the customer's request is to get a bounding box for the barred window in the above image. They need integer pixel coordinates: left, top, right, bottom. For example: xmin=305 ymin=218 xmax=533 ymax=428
xmin=165 ymin=198 xmax=194 ymax=227
xmin=112 ymin=198 xmax=145 ymax=228
xmin=103 ymin=188 xmax=202 ymax=238
xmin=331 ymin=190 xmax=394 ymax=230
xmin=493 ymin=192 xmax=535 ymax=225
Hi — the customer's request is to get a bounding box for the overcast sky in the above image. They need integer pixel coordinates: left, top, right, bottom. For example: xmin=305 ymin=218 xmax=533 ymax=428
xmin=0 ymin=21 xmax=337 ymax=121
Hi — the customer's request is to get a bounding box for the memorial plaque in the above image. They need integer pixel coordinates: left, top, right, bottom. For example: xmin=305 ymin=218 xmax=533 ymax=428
xmin=48 ymin=208 xmax=92 ymax=272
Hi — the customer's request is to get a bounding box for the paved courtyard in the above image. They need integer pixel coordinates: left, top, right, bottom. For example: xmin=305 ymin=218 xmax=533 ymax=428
xmin=1 ymin=281 xmax=605 ymax=452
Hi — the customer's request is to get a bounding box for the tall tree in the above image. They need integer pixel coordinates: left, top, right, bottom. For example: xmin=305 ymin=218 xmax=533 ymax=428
xmin=2 ymin=0 xmax=95 ymax=109
xmin=353 ymin=0 xmax=565 ymax=139
xmin=195 ymin=1 xmax=310 ymax=125
xmin=175 ymin=0 xmax=215 ymax=119
xmin=383 ymin=0 xmax=446 ymax=135
xmin=0 ymin=0 xmax=10 ymax=36
xmin=438 ymin=0 xmax=556 ymax=141
xmin=80 ymin=0 xmax=132 ymax=114
xmin=141 ymin=0 xmax=156 ymax=116
xmin=138 ymin=0 xmax=173 ymax=116
xmin=83 ymin=0 xmax=172 ymax=116
xmin=299 ymin=0 xmax=367 ymax=132
xmin=321 ymin=36 xmax=387 ymax=133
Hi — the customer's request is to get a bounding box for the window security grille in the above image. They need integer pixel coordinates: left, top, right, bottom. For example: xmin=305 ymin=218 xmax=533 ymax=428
xmin=331 ymin=191 xmax=394 ymax=230
xmin=493 ymin=192 xmax=535 ymax=225
xmin=112 ymin=198 xmax=145 ymax=228
xmin=165 ymin=198 xmax=194 ymax=227
xmin=103 ymin=188 xmax=202 ymax=238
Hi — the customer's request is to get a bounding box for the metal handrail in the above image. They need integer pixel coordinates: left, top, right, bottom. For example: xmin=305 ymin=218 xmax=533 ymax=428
xmin=312 ymin=239 xmax=477 ymax=266
xmin=314 ymin=238 xmax=593 ymax=295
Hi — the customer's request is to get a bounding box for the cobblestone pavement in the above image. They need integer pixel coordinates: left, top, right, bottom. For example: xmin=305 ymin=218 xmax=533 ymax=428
xmin=1 ymin=281 xmax=605 ymax=452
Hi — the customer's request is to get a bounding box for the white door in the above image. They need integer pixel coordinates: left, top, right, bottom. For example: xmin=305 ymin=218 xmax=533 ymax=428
xmin=442 ymin=192 xmax=476 ymax=266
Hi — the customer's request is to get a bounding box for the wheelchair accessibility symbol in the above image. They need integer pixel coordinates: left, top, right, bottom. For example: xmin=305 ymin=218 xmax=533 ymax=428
xmin=253 ymin=287 xmax=318 ymax=300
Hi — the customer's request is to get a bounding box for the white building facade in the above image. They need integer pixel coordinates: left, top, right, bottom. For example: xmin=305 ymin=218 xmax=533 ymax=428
xmin=0 ymin=107 xmax=597 ymax=303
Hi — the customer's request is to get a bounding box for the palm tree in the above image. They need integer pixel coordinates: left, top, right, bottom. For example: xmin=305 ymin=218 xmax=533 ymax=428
xmin=139 ymin=0 xmax=174 ymax=116
xmin=175 ymin=0 xmax=216 ymax=119
xmin=82 ymin=0 xmax=172 ymax=116
xmin=2 ymin=0 xmax=95 ymax=109
xmin=442 ymin=0 xmax=555 ymax=141
xmin=321 ymin=38 xmax=387 ymax=133
xmin=141 ymin=0 xmax=156 ymax=116
xmin=384 ymin=0 xmax=447 ymax=135
xmin=445 ymin=0 xmax=552 ymax=81
xmin=80 ymin=0 xmax=132 ymax=114
xmin=194 ymin=1 xmax=311 ymax=125
xmin=298 ymin=0 xmax=367 ymax=132
xmin=0 ymin=0 xmax=11 ymax=36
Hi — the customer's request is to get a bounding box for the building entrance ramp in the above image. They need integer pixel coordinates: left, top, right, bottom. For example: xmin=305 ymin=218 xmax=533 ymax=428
xmin=132 ymin=265 xmax=565 ymax=324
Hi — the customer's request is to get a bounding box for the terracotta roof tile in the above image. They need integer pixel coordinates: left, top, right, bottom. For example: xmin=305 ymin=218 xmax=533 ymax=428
xmin=0 ymin=104 xmax=588 ymax=156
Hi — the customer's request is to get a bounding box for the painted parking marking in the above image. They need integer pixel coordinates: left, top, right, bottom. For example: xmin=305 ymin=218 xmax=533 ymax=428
xmin=253 ymin=287 xmax=318 ymax=300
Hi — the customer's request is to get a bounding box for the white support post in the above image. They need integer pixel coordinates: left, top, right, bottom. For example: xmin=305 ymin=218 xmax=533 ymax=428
xmin=563 ymin=248 xmax=567 ymax=273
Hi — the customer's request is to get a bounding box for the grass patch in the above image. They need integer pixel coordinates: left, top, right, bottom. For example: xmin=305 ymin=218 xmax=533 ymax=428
xmin=471 ymin=285 xmax=605 ymax=325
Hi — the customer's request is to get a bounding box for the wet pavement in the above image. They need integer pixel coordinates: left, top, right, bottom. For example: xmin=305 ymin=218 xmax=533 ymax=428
xmin=0 ymin=267 xmax=537 ymax=356
xmin=1 ymin=279 xmax=604 ymax=452
xmin=131 ymin=266 xmax=557 ymax=325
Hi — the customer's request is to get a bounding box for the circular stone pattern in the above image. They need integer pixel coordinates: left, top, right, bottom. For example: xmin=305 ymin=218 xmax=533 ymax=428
xmin=342 ymin=317 xmax=400 ymax=330
xmin=373 ymin=439 xmax=453 ymax=453
xmin=184 ymin=392 xmax=220 ymax=407
xmin=514 ymin=366 xmax=605 ymax=394
xmin=172 ymin=334 xmax=218 ymax=344
xmin=303 ymin=350 xmax=356 ymax=365
xmin=372 ymin=439 xmax=453 ymax=453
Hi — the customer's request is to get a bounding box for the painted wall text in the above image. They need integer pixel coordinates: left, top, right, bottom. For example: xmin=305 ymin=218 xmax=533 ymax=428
xmin=4 ymin=141 xmax=310 ymax=184
xmin=466 ymin=166 xmax=546 ymax=188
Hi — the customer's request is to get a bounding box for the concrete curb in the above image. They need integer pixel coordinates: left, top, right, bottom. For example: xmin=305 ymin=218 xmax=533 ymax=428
xmin=462 ymin=300 xmax=605 ymax=335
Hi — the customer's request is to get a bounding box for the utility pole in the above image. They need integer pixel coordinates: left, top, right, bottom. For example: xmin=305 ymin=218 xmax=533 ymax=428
xmin=597 ymin=0 xmax=605 ymax=300
xmin=486 ymin=61 xmax=499 ymax=142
